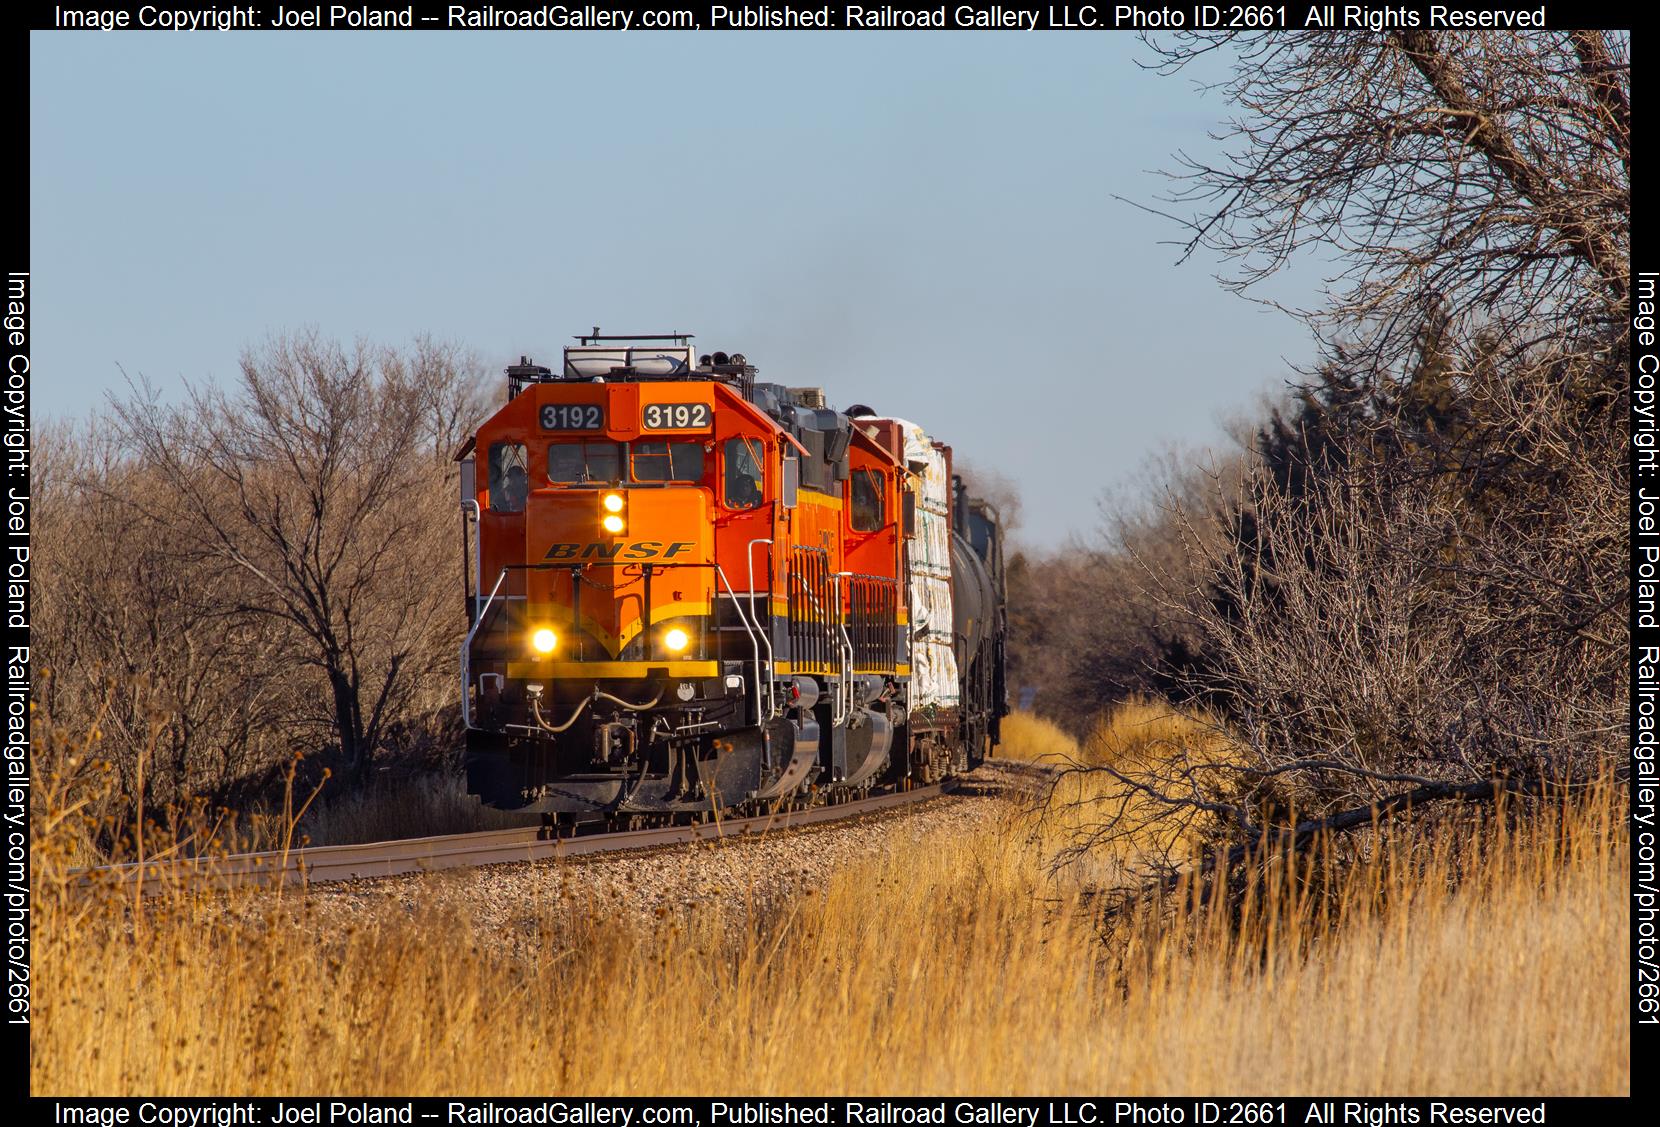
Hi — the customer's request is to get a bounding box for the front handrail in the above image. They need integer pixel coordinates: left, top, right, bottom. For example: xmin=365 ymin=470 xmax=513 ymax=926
xmin=711 ymin=561 xmax=768 ymax=729
xmin=461 ymin=567 xmax=509 ymax=730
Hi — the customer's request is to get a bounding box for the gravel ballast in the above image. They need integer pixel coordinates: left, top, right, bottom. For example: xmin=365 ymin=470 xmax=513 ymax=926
xmin=299 ymin=768 xmax=1039 ymax=951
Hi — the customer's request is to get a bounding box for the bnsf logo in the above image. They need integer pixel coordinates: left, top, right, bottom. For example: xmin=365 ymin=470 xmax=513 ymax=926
xmin=543 ymin=541 xmax=696 ymax=561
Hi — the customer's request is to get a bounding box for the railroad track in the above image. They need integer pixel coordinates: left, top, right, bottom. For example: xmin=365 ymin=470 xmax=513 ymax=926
xmin=74 ymin=759 xmax=1059 ymax=893
xmin=74 ymin=781 xmax=954 ymax=892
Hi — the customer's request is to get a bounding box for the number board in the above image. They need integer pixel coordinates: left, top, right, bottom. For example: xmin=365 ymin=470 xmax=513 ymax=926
xmin=540 ymin=404 xmax=604 ymax=431
xmin=642 ymin=402 xmax=712 ymax=430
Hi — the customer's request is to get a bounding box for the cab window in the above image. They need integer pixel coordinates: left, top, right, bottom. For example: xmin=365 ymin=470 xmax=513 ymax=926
xmin=488 ymin=443 xmax=528 ymax=512
xmin=851 ymin=468 xmax=884 ymax=532
xmin=632 ymin=441 xmax=705 ymax=482
xmin=548 ymin=442 xmax=622 ymax=484
xmin=723 ymin=437 xmax=765 ymax=510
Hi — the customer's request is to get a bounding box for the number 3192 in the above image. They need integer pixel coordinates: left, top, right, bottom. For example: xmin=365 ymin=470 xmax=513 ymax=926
xmin=540 ymin=404 xmax=603 ymax=430
xmin=643 ymin=403 xmax=711 ymax=429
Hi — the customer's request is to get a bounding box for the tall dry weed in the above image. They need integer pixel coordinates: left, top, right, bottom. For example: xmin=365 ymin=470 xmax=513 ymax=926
xmin=32 ymin=735 xmax=1627 ymax=1096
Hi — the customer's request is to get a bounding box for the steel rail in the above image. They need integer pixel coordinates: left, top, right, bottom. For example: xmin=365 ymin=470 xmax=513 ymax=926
xmin=74 ymin=780 xmax=963 ymax=893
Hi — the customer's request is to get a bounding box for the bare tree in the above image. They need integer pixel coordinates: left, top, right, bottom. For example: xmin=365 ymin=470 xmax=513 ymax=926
xmin=1066 ymin=32 xmax=1630 ymax=871
xmin=114 ymin=332 xmax=485 ymax=783
xmin=33 ymin=422 xmax=304 ymax=826
xmin=1146 ymin=31 xmax=1629 ymax=382
xmin=1070 ymin=425 xmax=1622 ymax=881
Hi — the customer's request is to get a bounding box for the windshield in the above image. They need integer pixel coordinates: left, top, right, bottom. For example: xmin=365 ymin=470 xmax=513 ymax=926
xmin=632 ymin=441 xmax=705 ymax=482
xmin=548 ymin=442 xmax=622 ymax=484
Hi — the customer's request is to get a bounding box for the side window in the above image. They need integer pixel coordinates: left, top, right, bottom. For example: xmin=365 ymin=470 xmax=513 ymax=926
xmin=548 ymin=442 xmax=622 ymax=483
xmin=851 ymin=469 xmax=885 ymax=532
xmin=489 ymin=443 xmax=528 ymax=512
xmin=723 ymin=437 xmax=765 ymax=511
xmin=632 ymin=441 xmax=706 ymax=482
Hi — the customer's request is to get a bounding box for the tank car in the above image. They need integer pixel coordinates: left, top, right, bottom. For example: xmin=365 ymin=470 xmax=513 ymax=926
xmin=458 ymin=332 xmax=1007 ymax=828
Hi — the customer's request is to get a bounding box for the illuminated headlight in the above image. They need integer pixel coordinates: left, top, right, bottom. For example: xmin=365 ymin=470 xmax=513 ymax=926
xmin=531 ymin=628 xmax=558 ymax=654
xmin=663 ymin=628 xmax=691 ymax=653
xmin=602 ymin=492 xmax=625 ymax=513
xmin=601 ymin=514 xmax=625 ymax=534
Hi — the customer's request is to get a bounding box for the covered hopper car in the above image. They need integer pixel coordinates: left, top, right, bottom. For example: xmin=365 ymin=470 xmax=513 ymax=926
xmin=458 ymin=332 xmax=1007 ymax=827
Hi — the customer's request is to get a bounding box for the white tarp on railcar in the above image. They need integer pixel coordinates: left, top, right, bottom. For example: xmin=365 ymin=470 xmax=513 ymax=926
xmin=878 ymin=417 xmax=959 ymax=710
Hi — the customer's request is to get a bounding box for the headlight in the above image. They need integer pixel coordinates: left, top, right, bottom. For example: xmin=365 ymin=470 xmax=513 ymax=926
xmin=601 ymin=491 xmax=627 ymax=534
xmin=663 ymin=627 xmax=691 ymax=653
xmin=531 ymin=628 xmax=558 ymax=654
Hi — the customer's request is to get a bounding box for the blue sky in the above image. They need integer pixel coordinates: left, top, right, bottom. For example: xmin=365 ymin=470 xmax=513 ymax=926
xmin=30 ymin=31 xmax=1322 ymax=547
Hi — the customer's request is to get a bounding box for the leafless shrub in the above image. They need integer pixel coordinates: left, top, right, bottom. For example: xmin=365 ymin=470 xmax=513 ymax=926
xmin=34 ymin=423 xmax=302 ymax=818
xmin=1072 ymin=424 xmax=1621 ymax=894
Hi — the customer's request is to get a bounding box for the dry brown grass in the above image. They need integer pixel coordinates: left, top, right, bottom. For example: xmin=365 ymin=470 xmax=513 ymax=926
xmin=43 ymin=762 xmax=537 ymax=871
xmin=995 ymin=709 xmax=1082 ymax=764
xmin=32 ymin=703 xmax=1627 ymax=1096
xmin=294 ymin=773 xmax=538 ymax=847
xmin=998 ymin=698 xmax=1233 ymax=768
xmin=1004 ymin=701 xmax=1237 ymax=868
xmin=1081 ymin=696 xmax=1233 ymax=768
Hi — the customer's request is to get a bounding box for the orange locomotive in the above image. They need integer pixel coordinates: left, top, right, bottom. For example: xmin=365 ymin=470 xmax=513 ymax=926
xmin=458 ymin=332 xmax=1006 ymax=825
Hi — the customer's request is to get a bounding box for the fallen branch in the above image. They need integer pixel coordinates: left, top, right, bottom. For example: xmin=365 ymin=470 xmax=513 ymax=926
xmin=1095 ymin=773 xmax=1558 ymax=922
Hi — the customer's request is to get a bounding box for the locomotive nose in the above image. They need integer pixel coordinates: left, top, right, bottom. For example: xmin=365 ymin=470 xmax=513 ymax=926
xmin=523 ymin=487 xmax=714 ymax=660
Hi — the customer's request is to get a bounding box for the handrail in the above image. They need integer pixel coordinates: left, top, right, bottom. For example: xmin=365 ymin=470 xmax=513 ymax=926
xmin=830 ymin=572 xmax=856 ymax=727
xmin=710 ymin=561 xmax=768 ymax=728
xmin=461 ymin=567 xmax=509 ymax=730
xmin=462 ymin=499 xmax=482 ymax=621
xmin=747 ymin=538 xmax=776 ymax=716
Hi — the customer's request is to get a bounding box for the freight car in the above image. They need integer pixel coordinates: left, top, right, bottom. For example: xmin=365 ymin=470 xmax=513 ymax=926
xmin=458 ymin=332 xmax=1007 ymax=828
